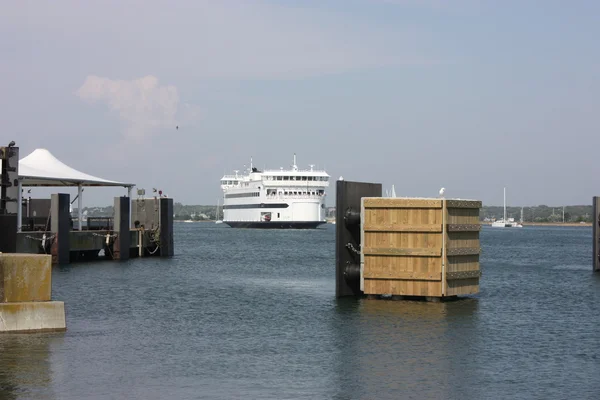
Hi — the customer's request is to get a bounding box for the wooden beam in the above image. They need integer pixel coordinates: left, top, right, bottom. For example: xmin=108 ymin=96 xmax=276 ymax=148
xmin=362 ymin=247 xmax=442 ymax=256
xmin=446 ymin=200 xmax=482 ymax=209
xmin=447 ymin=224 xmax=481 ymax=232
xmin=446 ymin=270 xmax=482 ymax=280
xmin=363 ymin=198 xmax=442 ymax=209
xmin=446 ymin=247 xmax=480 ymax=256
xmin=363 ymin=271 xmax=442 ymax=281
xmin=363 ymin=223 xmax=442 ymax=233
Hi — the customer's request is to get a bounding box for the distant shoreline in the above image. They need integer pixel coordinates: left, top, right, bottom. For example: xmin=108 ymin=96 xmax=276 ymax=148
xmin=174 ymin=220 xmax=592 ymax=228
xmin=483 ymin=222 xmax=591 ymax=227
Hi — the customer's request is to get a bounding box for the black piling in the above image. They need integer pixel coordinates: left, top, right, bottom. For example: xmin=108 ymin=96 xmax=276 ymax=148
xmin=335 ymin=180 xmax=382 ymax=298
xmin=593 ymin=196 xmax=600 ymax=272
xmin=0 ymin=145 xmax=18 ymax=253
xmin=50 ymin=193 xmax=70 ymax=265
xmin=113 ymin=196 xmax=131 ymax=261
xmin=159 ymin=197 xmax=174 ymax=257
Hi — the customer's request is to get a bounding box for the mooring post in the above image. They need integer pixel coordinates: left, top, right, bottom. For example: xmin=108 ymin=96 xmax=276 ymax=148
xmin=335 ymin=180 xmax=382 ymax=298
xmin=50 ymin=193 xmax=70 ymax=265
xmin=593 ymin=196 xmax=600 ymax=272
xmin=113 ymin=196 xmax=131 ymax=261
xmin=0 ymin=145 xmax=18 ymax=253
xmin=159 ymin=197 xmax=174 ymax=257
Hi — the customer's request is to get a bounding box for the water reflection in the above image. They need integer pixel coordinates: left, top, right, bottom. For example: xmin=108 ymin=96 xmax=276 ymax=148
xmin=333 ymin=297 xmax=479 ymax=400
xmin=0 ymin=334 xmax=63 ymax=400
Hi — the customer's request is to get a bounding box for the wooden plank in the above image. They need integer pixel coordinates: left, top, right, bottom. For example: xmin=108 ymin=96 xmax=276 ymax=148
xmin=441 ymin=199 xmax=447 ymax=296
xmin=446 ymin=200 xmax=482 ymax=209
xmin=447 ymin=224 xmax=481 ymax=232
xmin=446 ymin=270 xmax=482 ymax=280
xmin=363 ymin=271 xmax=442 ymax=281
xmin=446 ymin=247 xmax=480 ymax=256
xmin=363 ymin=223 xmax=442 ymax=233
xmin=362 ymin=247 xmax=442 ymax=256
xmin=363 ymin=198 xmax=442 ymax=209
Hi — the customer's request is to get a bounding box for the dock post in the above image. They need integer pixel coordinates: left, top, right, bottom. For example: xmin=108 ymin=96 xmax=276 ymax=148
xmin=335 ymin=180 xmax=382 ymax=298
xmin=0 ymin=145 xmax=18 ymax=253
xmin=159 ymin=197 xmax=174 ymax=257
xmin=593 ymin=197 xmax=600 ymax=272
xmin=50 ymin=193 xmax=70 ymax=265
xmin=113 ymin=196 xmax=131 ymax=261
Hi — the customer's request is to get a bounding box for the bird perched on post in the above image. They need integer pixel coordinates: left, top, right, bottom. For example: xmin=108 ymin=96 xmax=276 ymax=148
xmin=8 ymin=141 xmax=15 ymax=147
xmin=439 ymin=187 xmax=445 ymax=198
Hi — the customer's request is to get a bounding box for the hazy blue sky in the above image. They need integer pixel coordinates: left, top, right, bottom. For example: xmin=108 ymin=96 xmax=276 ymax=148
xmin=2 ymin=0 xmax=598 ymax=207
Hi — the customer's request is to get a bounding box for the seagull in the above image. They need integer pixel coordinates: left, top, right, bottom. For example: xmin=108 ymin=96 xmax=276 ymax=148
xmin=176 ymin=126 xmax=179 ymax=130
xmin=439 ymin=187 xmax=445 ymax=198
xmin=8 ymin=140 xmax=15 ymax=147
xmin=339 ymin=176 xmax=344 ymax=181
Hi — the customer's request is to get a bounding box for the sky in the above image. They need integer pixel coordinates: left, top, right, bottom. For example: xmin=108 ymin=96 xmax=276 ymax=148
xmin=1 ymin=0 xmax=599 ymax=207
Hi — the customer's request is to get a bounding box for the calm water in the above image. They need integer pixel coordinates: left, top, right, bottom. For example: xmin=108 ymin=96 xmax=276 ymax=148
xmin=1 ymin=224 xmax=599 ymax=400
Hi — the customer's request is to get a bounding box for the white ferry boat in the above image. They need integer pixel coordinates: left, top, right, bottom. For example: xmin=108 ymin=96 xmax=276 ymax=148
xmin=220 ymin=154 xmax=329 ymax=229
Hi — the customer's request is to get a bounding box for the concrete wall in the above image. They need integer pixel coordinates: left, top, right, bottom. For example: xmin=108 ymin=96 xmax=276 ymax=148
xmin=0 ymin=253 xmax=66 ymax=333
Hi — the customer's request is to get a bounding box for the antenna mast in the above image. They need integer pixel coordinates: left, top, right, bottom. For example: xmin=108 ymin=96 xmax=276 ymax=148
xmin=503 ymin=187 xmax=507 ymax=222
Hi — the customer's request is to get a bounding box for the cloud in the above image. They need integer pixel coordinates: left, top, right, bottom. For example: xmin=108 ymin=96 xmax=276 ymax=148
xmin=75 ymin=75 xmax=200 ymax=141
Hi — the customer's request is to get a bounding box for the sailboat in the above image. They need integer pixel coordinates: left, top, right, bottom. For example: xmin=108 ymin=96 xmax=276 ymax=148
xmin=385 ymin=184 xmax=397 ymax=197
xmin=215 ymin=198 xmax=223 ymax=224
xmin=491 ymin=187 xmax=523 ymax=228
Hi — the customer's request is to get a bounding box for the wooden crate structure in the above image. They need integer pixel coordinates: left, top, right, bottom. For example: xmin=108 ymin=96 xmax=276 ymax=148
xmin=360 ymin=197 xmax=482 ymax=298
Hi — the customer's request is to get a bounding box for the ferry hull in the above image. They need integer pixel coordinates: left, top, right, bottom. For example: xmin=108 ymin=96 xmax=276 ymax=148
xmin=224 ymin=221 xmax=326 ymax=229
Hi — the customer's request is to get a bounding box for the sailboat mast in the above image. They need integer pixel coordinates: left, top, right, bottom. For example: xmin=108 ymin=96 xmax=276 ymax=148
xmin=504 ymin=187 xmax=506 ymax=222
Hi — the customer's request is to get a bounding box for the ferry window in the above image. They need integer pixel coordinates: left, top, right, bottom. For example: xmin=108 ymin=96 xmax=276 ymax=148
xmin=277 ymin=176 xmax=282 ymax=180
xmin=302 ymin=176 xmax=307 ymax=181
xmin=277 ymin=213 xmax=280 ymax=218
xmin=284 ymin=176 xmax=289 ymax=181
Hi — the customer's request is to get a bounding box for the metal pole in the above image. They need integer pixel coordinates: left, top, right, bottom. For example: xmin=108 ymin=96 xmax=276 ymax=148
xmin=78 ymin=184 xmax=83 ymax=231
xmin=17 ymin=180 xmax=22 ymax=232
xmin=593 ymin=197 xmax=600 ymax=272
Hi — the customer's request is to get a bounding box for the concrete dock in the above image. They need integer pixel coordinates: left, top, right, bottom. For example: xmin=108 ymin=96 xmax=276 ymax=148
xmin=0 ymin=253 xmax=66 ymax=333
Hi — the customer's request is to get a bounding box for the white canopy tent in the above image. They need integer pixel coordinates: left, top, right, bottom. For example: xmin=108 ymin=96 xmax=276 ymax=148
xmin=17 ymin=148 xmax=135 ymax=232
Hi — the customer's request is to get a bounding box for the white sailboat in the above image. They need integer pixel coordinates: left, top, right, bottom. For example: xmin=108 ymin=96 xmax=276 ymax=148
xmin=385 ymin=184 xmax=397 ymax=197
xmin=491 ymin=187 xmax=522 ymax=228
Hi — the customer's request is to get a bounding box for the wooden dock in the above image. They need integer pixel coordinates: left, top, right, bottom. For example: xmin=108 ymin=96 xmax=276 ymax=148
xmin=11 ymin=194 xmax=174 ymax=265
xmin=1 ymin=145 xmax=173 ymax=264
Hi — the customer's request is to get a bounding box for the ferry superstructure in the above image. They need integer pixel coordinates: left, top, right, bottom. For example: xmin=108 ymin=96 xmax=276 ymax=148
xmin=220 ymin=154 xmax=329 ymax=228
